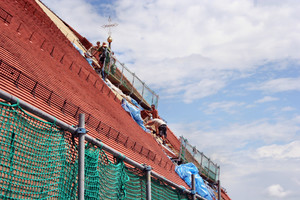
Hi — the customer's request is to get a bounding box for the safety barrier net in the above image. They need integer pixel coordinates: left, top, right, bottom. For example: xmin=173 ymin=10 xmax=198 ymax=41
xmin=0 ymin=101 xmax=191 ymax=199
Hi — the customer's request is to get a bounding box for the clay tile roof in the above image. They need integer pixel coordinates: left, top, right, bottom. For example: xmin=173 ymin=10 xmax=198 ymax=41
xmin=0 ymin=0 xmax=188 ymax=188
xmin=221 ymin=188 xmax=232 ymax=200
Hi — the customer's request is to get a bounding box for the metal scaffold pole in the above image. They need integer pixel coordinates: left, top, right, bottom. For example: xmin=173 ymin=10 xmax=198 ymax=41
xmin=145 ymin=165 xmax=152 ymax=200
xmin=192 ymin=174 xmax=196 ymax=200
xmin=78 ymin=114 xmax=86 ymax=200
xmin=218 ymin=180 xmax=221 ymax=200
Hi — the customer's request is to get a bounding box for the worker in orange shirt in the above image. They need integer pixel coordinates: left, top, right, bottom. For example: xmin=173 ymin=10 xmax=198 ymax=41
xmin=145 ymin=104 xmax=159 ymax=119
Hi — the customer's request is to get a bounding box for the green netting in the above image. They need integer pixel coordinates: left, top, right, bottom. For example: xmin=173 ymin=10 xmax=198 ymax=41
xmin=124 ymin=168 xmax=191 ymax=200
xmin=0 ymin=101 xmax=191 ymax=200
xmin=151 ymin=178 xmax=190 ymax=200
xmin=124 ymin=168 xmax=146 ymax=199
xmin=83 ymin=144 xmax=129 ymax=200
xmin=0 ymin=101 xmax=77 ymax=199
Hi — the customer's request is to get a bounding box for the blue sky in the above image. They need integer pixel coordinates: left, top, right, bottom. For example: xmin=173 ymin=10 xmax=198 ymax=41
xmin=41 ymin=0 xmax=300 ymax=199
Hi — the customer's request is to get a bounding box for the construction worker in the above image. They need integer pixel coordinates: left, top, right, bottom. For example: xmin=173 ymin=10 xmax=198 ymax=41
xmin=145 ymin=118 xmax=167 ymax=145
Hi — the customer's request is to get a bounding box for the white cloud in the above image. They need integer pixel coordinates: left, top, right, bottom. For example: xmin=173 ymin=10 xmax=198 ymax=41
xmin=204 ymin=101 xmax=245 ymax=114
xmin=281 ymin=106 xmax=295 ymax=111
xmin=257 ymin=141 xmax=300 ymax=159
xmin=41 ymin=0 xmax=109 ymax=41
xmin=42 ymin=0 xmax=300 ymax=103
xmin=182 ymin=79 xmax=226 ymax=103
xmin=255 ymin=96 xmax=279 ymax=103
xmin=170 ymin=116 xmax=300 ymax=159
xmin=170 ymin=117 xmax=300 ymax=200
xmin=251 ymin=77 xmax=300 ymax=93
xmin=265 ymin=184 xmax=291 ymax=198
xmin=112 ymin=0 xmax=300 ymax=102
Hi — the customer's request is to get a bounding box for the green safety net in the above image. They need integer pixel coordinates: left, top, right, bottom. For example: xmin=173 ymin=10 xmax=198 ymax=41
xmin=0 ymin=101 xmax=77 ymax=199
xmin=0 ymin=101 xmax=191 ymax=199
xmin=83 ymin=144 xmax=129 ymax=200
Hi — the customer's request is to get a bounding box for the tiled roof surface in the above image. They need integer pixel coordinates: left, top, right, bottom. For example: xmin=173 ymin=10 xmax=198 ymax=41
xmin=221 ymin=188 xmax=231 ymax=200
xmin=0 ymin=0 xmax=188 ymax=188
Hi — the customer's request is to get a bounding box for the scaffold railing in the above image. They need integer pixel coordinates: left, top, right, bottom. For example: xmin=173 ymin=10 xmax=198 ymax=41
xmin=0 ymin=89 xmax=206 ymax=200
xmin=179 ymin=136 xmax=220 ymax=183
xmin=104 ymin=54 xmax=159 ymax=108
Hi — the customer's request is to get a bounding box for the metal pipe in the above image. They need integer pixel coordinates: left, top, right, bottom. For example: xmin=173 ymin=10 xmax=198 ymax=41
xmin=141 ymin=82 xmax=145 ymax=101
xmin=218 ymin=180 xmax=221 ymax=200
xmin=192 ymin=174 xmax=196 ymax=200
xmin=207 ymin=158 xmax=211 ymax=179
xmin=145 ymin=166 xmax=152 ymax=200
xmin=0 ymin=89 xmax=76 ymax=133
xmin=78 ymin=114 xmax=86 ymax=200
xmin=119 ymin=64 xmax=124 ymax=86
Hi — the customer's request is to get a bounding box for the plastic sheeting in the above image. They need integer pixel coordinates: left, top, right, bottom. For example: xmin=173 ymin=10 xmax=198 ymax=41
xmin=72 ymin=43 xmax=94 ymax=67
xmin=206 ymin=184 xmax=217 ymax=200
xmin=175 ymin=163 xmax=213 ymax=200
xmin=121 ymin=98 xmax=149 ymax=132
xmin=131 ymin=98 xmax=143 ymax=110
xmin=85 ymin=58 xmax=93 ymax=66
xmin=72 ymin=43 xmax=84 ymax=56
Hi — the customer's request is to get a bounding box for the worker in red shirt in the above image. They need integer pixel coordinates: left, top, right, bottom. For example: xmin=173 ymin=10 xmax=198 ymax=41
xmin=145 ymin=104 xmax=159 ymax=119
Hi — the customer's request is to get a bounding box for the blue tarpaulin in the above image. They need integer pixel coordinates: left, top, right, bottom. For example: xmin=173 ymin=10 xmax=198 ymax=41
xmin=131 ymin=98 xmax=143 ymax=110
xmin=175 ymin=163 xmax=213 ymax=200
xmin=72 ymin=43 xmax=84 ymax=56
xmin=121 ymin=98 xmax=149 ymax=132
xmin=72 ymin=43 xmax=94 ymax=67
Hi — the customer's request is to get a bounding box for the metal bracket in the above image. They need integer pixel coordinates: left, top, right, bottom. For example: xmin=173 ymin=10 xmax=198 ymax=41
xmin=145 ymin=166 xmax=152 ymax=171
xmin=142 ymin=164 xmax=152 ymax=172
xmin=190 ymin=190 xmax=196 ymax=195
xmin=74 ymin=127 xmax=86 ymax=137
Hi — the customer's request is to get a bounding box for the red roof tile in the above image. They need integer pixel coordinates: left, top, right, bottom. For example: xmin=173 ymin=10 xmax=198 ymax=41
xmin=221 ymin=188 xmax=231 ymax=200
xmin=0 ymin=0 xmax=189 ymax=188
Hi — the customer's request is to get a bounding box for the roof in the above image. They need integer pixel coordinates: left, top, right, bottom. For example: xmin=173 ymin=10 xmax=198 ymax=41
xmin=221 ymin=188 xmax=232 ymax=200
xmin=0 ymin=0 xmax=188 ymax=188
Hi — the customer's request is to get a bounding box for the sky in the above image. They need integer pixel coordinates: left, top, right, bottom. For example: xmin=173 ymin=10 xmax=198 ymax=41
xmin=40 ymin=0 xmax=300 ymax=199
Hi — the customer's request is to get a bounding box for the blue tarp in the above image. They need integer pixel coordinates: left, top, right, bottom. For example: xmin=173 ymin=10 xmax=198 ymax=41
xmin=175 ymin=163 xmax=213 ymax=200
xmin=85 ymin=57 xmax=93 ymax=66
xmin=72 ymin=43 xmax=94 ymax=67
xmin=72 ymin=43 xmax=84 ymax=56
xmin=121 ymin=98 xmax=149 ymax=132
xmin=131 ymin=98 xmax=143 ymax=110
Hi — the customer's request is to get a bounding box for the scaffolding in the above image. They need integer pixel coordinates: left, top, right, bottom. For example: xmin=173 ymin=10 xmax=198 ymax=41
xmin=0 ymin=89 xmax=206 ymax=200
xmin=179 ymin=137 xmax=220 ymax=183
xmin=105 ymin=54 xmax=159 ymax=109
